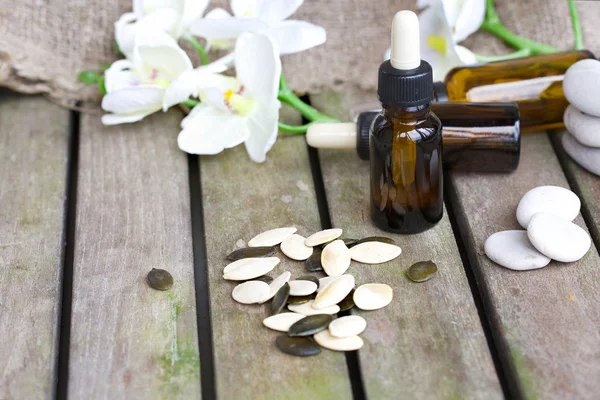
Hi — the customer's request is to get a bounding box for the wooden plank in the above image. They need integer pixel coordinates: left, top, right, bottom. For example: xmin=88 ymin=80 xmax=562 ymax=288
xmin=310 ymin=89 xmax=503 ymax=399
xmin=199 ymin=105 xmax=353 ymax=399
xmin=550 ymin=130 xmax=600 ymax=247
xmin=69 ymin=111 xmax=202 ymax=398
xmin=0 ymin=93 xmax=69 ymax=399
xmin=447 ymin=132 xmax=600 ymax=399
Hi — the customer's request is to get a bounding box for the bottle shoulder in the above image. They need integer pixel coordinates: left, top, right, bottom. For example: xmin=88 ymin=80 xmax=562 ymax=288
xmin=371 ymin=110 xmax=442 ymax=142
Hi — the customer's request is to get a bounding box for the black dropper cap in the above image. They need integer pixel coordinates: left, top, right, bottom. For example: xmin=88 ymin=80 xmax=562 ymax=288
xmin=378 ymin=60 xmax=434 ymax=107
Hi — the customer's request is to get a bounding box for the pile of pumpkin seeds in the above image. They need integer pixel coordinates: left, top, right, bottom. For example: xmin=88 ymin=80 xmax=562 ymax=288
xmin=223 ymin=227 xmax=424 ymax=357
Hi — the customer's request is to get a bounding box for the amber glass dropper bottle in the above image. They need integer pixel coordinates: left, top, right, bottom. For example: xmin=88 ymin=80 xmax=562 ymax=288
xmin=370 ymin=11 xmax=443 ymax=234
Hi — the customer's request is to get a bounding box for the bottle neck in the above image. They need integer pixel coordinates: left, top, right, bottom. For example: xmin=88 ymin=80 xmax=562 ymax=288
xmin=382 ymin=103 xmax=431 ymax=123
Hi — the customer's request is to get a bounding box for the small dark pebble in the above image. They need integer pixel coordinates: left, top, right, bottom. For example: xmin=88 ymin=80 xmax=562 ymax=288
xmin=271 ymin=283 xmax=290 ymax=315
xmin=226 ymin=246 xmax=276 ymax=261
xmin=287 ymin=295 xmax=313 ymax=305
xmin=276 ymin=335 xmax=321 ymax=357
xmin=407 ymin=261 xmax=438 ymax=282
xmin=147 ymin=268 xmax=174 ymax=291
xmin=354 ymin=236 xmax=395 ymax=246
xmin=305 ymin=250 xmax=324 ymax=272
xmin=251 ymin=275 xmax=274 ymax=284
xmin=296 ymin=275 xmax=320 ymax=285
xmin=288 ymin=314 xmax=333 ymax=337
xmin=338 ymin=289 xmax=356 ymax=312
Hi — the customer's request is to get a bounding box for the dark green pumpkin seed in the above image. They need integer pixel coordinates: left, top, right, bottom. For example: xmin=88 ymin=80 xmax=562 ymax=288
xmin=147 ymin=268 xmax=173 ymax=291
xmin=305 ymin=250 xmax=324 ymax=272
xmin=341 ymin=238 xmax=359 ymax=247
xmin=276 ymin=335 xmax=321 ymax=357
xmin=287 ymin=294 xmax=314 ymax=305
xmin=297 ymin=275 xmax=319 ymax=285
xmin=271 ymin=283 xmax=290 ymax=315
xmin=226 ymin=246 xmax=276 ymax=261
xmin=288 ymin=314 xmax=333 ymax=337
xmin=354 ymin=236 xmax=395 ymax=246
xmin=407 ymin=261 xmax=438 ymax=282
xmin=338 ymin=289 xmax=356 ymax=311
xmin=251 ymin=275 xmax=274 ymax=284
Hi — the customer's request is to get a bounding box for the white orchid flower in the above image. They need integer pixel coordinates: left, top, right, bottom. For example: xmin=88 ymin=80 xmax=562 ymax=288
xmin=384 ymin=0 xmax=482 ymax=80
xmin=102 ymin=31 xmax=228 ymax=125
xmin=115 ymin=0 xmax=209 ymax=59
xmin=188 ymin=0 xmax=326 ymax=55
xmin=177 ymin=32 xmax=282 ymax=163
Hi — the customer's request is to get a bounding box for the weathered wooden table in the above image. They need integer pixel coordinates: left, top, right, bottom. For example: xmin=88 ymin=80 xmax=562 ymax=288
xmin=1 ymin=88 xmax=599 ymax=400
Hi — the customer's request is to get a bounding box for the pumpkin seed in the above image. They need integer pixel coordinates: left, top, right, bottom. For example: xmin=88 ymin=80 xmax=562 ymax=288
xmin=280 ymin=234 xmax=313 ymax=261
xmin=318 ymin=276 xmax=339 ymax=292
xmin=321 ymin=240 xmax=351 ymax=276
xmin=263 ymin=313 xmax=305 ymax=332
xmin=226 ymin=246 xmax=275 ymax=261
xmin=338 ymin=289 xmax=356 ymax=311
xmin=231 ymin=281 xmax=270 ymax=304
xmin=407 ymin=261 xmax=438 ymax=282
xmin=260 ymin=271 xmax=291 ymax=303
xmin=353 ymin=283 xmax=393 ymax=310
xmin=287 ymin=295 xmax=313 ymax=305
xmin=341 ymin=238 xmax=359 ymax=247
xmin=288 ymin=280 xmax=318 ymax=296
xmin=313 ymin=274 xmax=355 ymax=310
xmin=252 ymin=275 xmax=274 ymax=284
xmin=147 ymin=268 xmax=173 ymax=291
xmin=329 ymin=315 xmax=366 ymax=338
xmin=314 ymin=330 xmax=364 ymax=351
xmin=271 ymin=283 xmax=290 ymax=315
xmin=305 ymin=229 xmax=343 ymax=247
xmin=288 ymin=314 xmax=333 ymax=337
xmin=349 ymin=242 xmax=402 ymax=264
xmin=305 ymin=250 xmax=324 ymax=272
xmin=354 ymin=236 xmax=395 ymax=246
xmin=248 ymin=227 xmax=297 ymax=247
xmin=223 ymin=257 xmax=280 ymax=281
xmin=276 ymin=335 xmax=321 ymax=357
xmin=288 ymin=300 xmax=340 ymax=316
xmin=297 ymin=275 xmax=320 ymax=286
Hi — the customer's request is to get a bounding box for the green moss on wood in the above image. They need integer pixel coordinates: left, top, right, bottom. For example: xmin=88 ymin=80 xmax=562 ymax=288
xmin=512 ymin=347 xmax=537 ymax=400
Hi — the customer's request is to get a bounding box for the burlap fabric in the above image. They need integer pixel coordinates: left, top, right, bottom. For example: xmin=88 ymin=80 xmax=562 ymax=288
xmin=0 ymin=0 xmax=598 ymax=109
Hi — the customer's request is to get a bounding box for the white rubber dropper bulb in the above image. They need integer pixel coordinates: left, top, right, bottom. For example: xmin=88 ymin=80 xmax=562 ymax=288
xmin=390 ymin=10 xmax=421 ymax=70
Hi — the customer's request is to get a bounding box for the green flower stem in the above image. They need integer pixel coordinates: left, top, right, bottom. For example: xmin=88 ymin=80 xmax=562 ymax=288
xmin=183 ymin=35 xmax=209 ymax=65
xmin=181 ymin=99 xmax=200 ymax=108
xmin=482 ymin=0 xmax=558 ymax=55
xmin=277 ymin=75 xmax=338 ymax=123
xmin=278 ymin=122 xmax=314 ymax=134
xmin=474 ymin=48 xmax=531 ymax=63
xmin=568 ymin=0 xmax=584 ymax=50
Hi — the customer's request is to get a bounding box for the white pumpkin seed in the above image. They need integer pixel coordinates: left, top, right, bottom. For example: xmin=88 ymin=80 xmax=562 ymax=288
xmin=262 ymin=312 xmax=305 ymax=332
xmin=304 ymin=228 xmax=343 ymax=247
xmin=349 ymin=242 xmax=402 ymax=264
xmin=248 ymin=227 xmax=297 ymax=247
xmin=260 ymin=271 xmax=292 ymax=303
xmin=288 ymin=300 xmax=340 ymax=316
xmin=314 ymin=330 xmax=364 ymax=351
xmin=288 ymin=280 xmax=318 ymax=296
xmin=353 ymin=283 xmax=393 ymax=310
xmin=318 ymin=276 xmax=339 ymax=292
xmin=223 ymin=257 xmax=280 ymax=281
xmin=329 ymin=315 xmax=367 ymax=338
xmin=231 ymin=281 xmax=270 ymax=304
xmin=313 ymin=274 xmax=355 ymax=310
xmin=321 ymin=240 xmax=351 ymax=276
xmin=280 ymin=234 xmax=313 ymax=261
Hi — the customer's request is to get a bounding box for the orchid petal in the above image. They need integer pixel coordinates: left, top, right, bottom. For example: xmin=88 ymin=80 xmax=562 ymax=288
xmin=114 ymin=13 xmax=138 ymax=59
xmin=259 ymin=0 xmax=303 ymax=24
xmin=446 ymin=0 xmax=485 ymax=42
xmin=244 ymin=99 xmax=280 ymax=163
xmin=177 ymin=104 xmax=250 ymax=155
xmin=235 ymin=33 xmax=281 ymax=101
xmin=188 ymin=16 xmax=269 ymax=39
xmin=455 ymin=45 xmax=477 ymax=65
xmin=205 ymin=7 xmax=232 ymax=19
xmin=136 ymin=0 xmax=184 ymax=15
xmin=182 ymin=0 xmax=210 ymax=26
xmin=104 ymin=59 xmax=137 ymax=93
xmin=231 ymin=0 xmax=263 ymax=17
xmin=133 ymin=0 xmax=145 ymax=19
xmin=101 ymin=85 xmax=165 ymax=115
xmin=102 ymin=111 xmax=158 ymax=125
xmin=416 ymin=0 xmax=432 ymax=9
xmin=137 ymin=8 xmax=182 ymax=39
xmin=269 ymin=20 xmax=326 ymax=55
xmin=134 ymin=31 xmax=193 ymax=82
